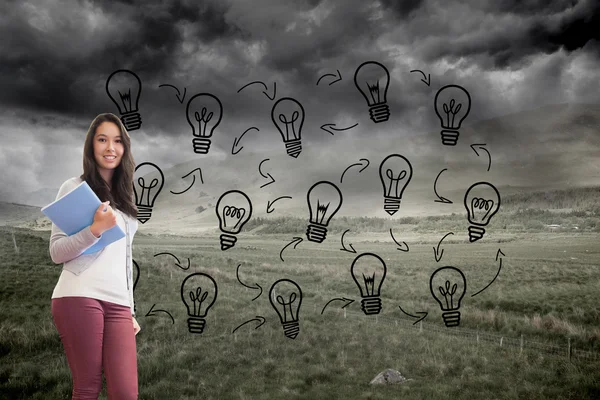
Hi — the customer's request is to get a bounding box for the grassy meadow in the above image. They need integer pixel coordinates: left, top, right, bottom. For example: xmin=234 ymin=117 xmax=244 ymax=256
xmin=0 ymin=221 xmax=600 ymax=399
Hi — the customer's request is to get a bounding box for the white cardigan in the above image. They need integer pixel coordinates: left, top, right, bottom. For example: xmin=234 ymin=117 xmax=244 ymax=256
xmin=49 ymin=177 xmax=138 ymax=316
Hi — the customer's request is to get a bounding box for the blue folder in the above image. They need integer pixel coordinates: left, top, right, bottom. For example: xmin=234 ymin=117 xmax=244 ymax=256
xmin=41 ymin=180 xmax=125 ymax=254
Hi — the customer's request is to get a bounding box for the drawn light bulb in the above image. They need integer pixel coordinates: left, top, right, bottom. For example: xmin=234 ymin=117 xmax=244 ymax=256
xmin=269 ymin=279 xmax=302 ymax=339
xmin=181 ymin=272 xmax=218 ymax=334
xmin=133 ymin=162 xmax=164 ymax=224
xmin=379 ymin=154 xmax=413 ymax=216
xmin=106 ymin=69 xmax=142 ymax=131
xmin=306 ymin=181 xmax=343 ymax=243
xmin=464 ymin=181 xmax=500 ymax=242
xmin=271 ymin=97 xmax=305 ymax=158
xmin=434 ymin=84 xmax=471 ymax=146
xmin=430 ymin=266 xmax=466 ymax=327
xmin=350 ymin=253 xmax=387 ymax=315
xmin=216 ymin=190 xmax=252 ymax=250
xmin=186 ymin=93 xmax=223 ymax=154
xmin=354 ymin=61 xmax=390 ymax=123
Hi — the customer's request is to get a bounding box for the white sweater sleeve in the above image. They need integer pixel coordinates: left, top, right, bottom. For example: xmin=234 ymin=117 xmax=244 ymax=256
xmin=48 ymin=179 xmax=102 ymax=264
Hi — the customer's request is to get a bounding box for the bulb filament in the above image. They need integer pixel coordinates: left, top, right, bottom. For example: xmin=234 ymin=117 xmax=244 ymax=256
xmin=385 ymin=169 xmax=407 ymax=197
xmin=278 ymin=111 xmax=300 ymax=141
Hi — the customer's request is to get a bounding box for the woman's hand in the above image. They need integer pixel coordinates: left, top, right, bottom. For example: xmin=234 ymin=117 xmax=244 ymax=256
xmin=133 ymin=316 xmax=141 ymax=336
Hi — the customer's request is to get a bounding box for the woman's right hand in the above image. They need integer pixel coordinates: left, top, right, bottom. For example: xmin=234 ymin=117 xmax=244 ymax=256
xmin=91 ymin=201 xmax=117 ymax=237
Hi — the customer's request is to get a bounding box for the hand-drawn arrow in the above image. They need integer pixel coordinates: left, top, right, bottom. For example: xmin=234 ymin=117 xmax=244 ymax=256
xmin=145 ymin=303 xmax=175 ymax=324
xmin=321 ymin=297 xmax=354 ymax=314
xmin=398 ymin=306 xmax=428 ymax=325
xmin=434 ymin=168 xmax=453 ymax=204
xmin=232 ymin=316 xmax=266 ymax=334
xmin=158 ymin=84 xmax=186 ymax=103
xmin=259 ymin=158 xmax=276 ymax=189
xmin=409 ymin=69 xmax=431 ymax=86
xmin=320 ymin=122 xmax=359 ymax=136
xmin=471 ymin=248 xmax=505 ymax=297
xmin=232 ymin=127 xmax=259 ymax=155
xmin=316 ymin=69 xmax=342 ymax=86
xmin=340 ymin=158 xmax=369 ymax=183
xmin=153 ymin=252 xmax=190 ymax=270
xmin=340 ymin=229 xmax=357 ymax=253
xmin=389 ymin=228 xmax=409 ymax=252
xmin=470 ymin=143 xmax=492 ymax=172
xmin=267 ymin=196 xmax=292 ymax=213
xmin=280 ymin=237 xmax=303 ymax=262
xmin=434 ymin=232 xmax=454 ymax=262
xmin=236 ymin=264 xmax=262 ymax=301
xmin=237 ymin=81 xmax=276 ymax=101
xmin=170 ymin=168 xmax=204 ymax=195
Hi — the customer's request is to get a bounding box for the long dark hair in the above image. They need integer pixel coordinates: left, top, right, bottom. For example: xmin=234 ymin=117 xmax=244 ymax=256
xmin=80 ymin=113 xmax=138 ymax=220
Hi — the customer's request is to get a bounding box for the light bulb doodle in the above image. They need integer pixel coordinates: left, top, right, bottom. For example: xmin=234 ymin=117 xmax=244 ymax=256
xmin=181 ymin=272 xmax=218 ymax=334
xmin=186 ymin=93 xmax=223 ymax=154
xmin=379 ymin=154 xmax=413 ymax=216
xmin=354 ymin=61 xmax=390 ymax=123
xmin=430 ymin=266 xmax=466 ymax=327
xmin=306 ymin=181 xmax=343 ymax=243
xmin=434 ymin=84 xmax=471 ymax=146
xmin=269 ymin=279 xmax=302 ymax=339
xmin=271 ymin=97 xmax=305 ymax=158
xmin=216 ymin=190 xmax=253 ymax=250
xmin=350 ymin=253 xmax=387 ymax=315
xmin=464 ymin=182 xmax=500 ymax=242
xmin=133 ymin=162 xmax=164 ymax=224
xmin=106 ymin=69 xmax=142 ymax=131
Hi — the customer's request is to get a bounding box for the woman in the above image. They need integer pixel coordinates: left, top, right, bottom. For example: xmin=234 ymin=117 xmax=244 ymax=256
xmin=49 ymin=113 xmax=140 ymax=400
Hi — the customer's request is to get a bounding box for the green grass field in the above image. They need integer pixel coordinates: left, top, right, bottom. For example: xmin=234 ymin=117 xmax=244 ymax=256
xmin=1 ymin=227 xmax=599 ymax=399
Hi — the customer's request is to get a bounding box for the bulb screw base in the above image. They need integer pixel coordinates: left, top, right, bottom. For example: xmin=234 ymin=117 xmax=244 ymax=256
xmin=187 ymin=317 xmax=206 ymax=334
xmin=220 ymin=233 xmax=237 ymax=250
xmin=121 ymin=112 xmax=142 ymax=131
xmin=361 ymin=297 xmax=382 ymax=315
xmin=441 ymin=130 xmax=459 ymax=146
xmin=285 ymin=140 xmax=302 ymax=158
xmin=468 ymin=225 xmax=486 ymax=242
xmin=193 ymin=137 xmax=212 ymax=154
xmin=136 ymin=206 xmax=152 ymax=224
xmin=442 ymin=311 xmax=461 ymax=327
xmin=282 ymin=321 xmax=300 ymax=339
xmin=369 ymin=104 xmax=390 ymax=123
xmin=384 ymin=197 xmax=401 ymax=215
xmin=306 ymin=224 xmax=327 ymax=243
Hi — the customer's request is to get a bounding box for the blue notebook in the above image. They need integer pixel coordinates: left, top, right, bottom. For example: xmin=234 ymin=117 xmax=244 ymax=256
xmin=41 ymin=180 xmax=125 ymax=254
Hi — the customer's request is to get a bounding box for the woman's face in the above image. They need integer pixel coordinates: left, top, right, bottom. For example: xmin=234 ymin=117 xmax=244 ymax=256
xmin=93 ymin=121 xmax=124 ymax=173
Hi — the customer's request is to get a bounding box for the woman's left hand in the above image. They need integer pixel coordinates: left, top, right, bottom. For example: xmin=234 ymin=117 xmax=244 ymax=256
xmin=133 ymin=316 xmax=141 ymax=336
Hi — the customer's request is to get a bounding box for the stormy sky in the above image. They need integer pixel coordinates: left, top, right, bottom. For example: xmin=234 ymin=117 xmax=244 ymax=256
xmin=1 ymin=0 xmax=599 ymax=207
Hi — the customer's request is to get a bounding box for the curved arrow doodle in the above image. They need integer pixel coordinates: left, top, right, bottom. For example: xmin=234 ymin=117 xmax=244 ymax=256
xmin=321 ymin=297 xmax=354 ymax=314
xmin=267 ymin=196 xmax=292 ymax=213
xmin=409 ymin=69 xmax=431 ymax=86
xmin=232 ymin=127 xmax=259 ymax=155
xmin=471 ymin=249 xmax=505 ymax=297
xmin=170 ymin=168 xmax=204 ymax=195
xmin=316 ymin=69 xmax=342 ymax=86
xmin=320 ymin=122 xmax=359 ymax=136
xmin=280 ymin=237 xmax=303 ymax=262
xmin=434 ymin=232 xmax=454 ymax=262
xmin=145 ymin=303 xmax=175 ymax=324
xmin=389 ymin=228 xmax=409 ymax=252
xmin=340 ymin=158 xmax=369 ymax=183
xmin=340 ymin=229 xmax=357 ymax=253
xmin=236 ymin=264 xmax=263 ymax=301
xmin=158 ymin=83 xmax=186 ymax=103
xmin=259 ymin=158 xmax=276 ymax=188
xmin=153 ymin=252 xmax=190 ymax=270
xmin=470 ymin=143 xmax=492 ymax=172
xmin=398 ymin=306 xmax=428 ymax=325
xmin=232 ymin=316 xmax=266 ymax=334
xmin=434 ymin=168 xmax=453 ymax=204
xmin=237 ymin=81 xmax=276 ymax=101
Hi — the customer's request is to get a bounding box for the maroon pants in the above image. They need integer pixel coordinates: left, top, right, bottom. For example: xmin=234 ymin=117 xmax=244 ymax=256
xmin=51 ymin=296 xmax=138 ymax=400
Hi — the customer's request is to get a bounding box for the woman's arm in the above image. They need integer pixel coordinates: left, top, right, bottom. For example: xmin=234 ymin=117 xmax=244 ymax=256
xmin=48 ymin=179 xmax=103 ymax=264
